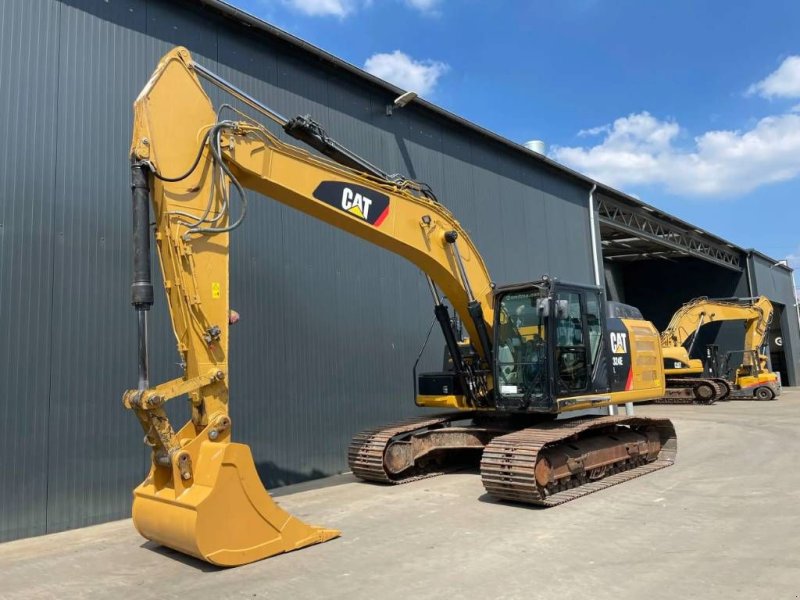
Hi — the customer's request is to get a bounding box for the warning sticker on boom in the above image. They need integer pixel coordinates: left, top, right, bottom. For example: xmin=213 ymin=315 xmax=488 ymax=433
xmin=312 ymin=181 xmax=390 ymax=227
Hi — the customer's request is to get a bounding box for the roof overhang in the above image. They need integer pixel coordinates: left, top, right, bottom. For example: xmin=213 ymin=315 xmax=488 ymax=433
xmin=598 ymin=195 xmax=742 ymax=271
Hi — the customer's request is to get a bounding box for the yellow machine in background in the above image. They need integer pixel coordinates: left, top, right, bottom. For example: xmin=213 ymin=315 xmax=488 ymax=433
xmin=659 ymin=296 xmax=780 ymax=401
xmin=124 ymin=47 xmax=676 ymax=567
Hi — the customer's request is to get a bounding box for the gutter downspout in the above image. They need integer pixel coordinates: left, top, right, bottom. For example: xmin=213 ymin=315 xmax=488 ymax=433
xmin=793 ymin=270 xmax=800 ymax=341
xmin=589 ymin=185 xmax=631 ymax=415
xmin=588 ymin=184 xmax=601 ymax=287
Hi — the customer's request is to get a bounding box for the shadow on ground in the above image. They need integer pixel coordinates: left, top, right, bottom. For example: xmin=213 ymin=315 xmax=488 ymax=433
xmin=139 ymin=541 xmax=223 ymax=573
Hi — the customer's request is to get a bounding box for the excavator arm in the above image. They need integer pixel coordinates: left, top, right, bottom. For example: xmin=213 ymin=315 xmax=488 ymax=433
xmin=660 ymin=296 xmax=773 ymax=354
xmin=742 ymin=297 xmax=773 ymax=352
xmin=124 ymin=47 xmax=498 ymax=566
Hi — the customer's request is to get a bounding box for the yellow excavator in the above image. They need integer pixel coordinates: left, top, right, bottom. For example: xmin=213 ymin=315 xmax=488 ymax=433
xmin=124 ymin=47 xmax=676 ymax=567
xmin=657 ymin=296 xmax=780 ymax=403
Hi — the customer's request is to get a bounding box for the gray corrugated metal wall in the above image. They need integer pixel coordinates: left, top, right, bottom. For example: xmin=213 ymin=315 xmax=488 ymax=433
xmin=0 ymin=0 xmax=60 ymax=541
xmin=1 ymin=0 xmax=597 ymax=541
xmin=749 ymin=255 xmax=800 ymax=385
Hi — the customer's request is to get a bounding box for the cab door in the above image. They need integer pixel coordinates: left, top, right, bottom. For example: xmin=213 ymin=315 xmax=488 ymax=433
xmin=552 ymin=286 xmax=609 ymax=397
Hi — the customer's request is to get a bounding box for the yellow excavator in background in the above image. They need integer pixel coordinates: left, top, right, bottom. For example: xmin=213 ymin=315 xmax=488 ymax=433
xmin=124 ymin=47 xmax=676 ymax=567
xmin=657 ymin=296 xmax=780 ymax=402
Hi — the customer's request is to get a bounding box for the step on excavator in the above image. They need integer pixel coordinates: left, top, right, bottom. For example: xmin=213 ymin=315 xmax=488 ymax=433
xmin=124 ymin=47 xmax=677 ymax=567
xmin=655 ymin=296 xmax=780 ymax=404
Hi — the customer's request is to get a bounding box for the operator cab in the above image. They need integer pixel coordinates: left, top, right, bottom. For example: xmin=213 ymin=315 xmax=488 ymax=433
xmin=415 ymin=278 xmax=653 ymax=413
xmin=492 ymin=279 xmax=608 ymax=412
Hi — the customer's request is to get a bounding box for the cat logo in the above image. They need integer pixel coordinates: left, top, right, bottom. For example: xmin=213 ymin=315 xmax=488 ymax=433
xmin=610 ymin=331 xmax=628 ymax=354
xmin=340 ymin=187 xmax=372 ymax=220
xmin=312 ymin=181 xmax=390 ymax=227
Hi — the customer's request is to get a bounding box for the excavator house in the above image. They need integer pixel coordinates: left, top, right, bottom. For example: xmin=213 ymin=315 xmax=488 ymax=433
xmin=124 ymin=47 xmax=676 ymax=567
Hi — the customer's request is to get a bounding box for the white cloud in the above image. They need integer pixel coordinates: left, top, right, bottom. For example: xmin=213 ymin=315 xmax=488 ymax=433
xmin=747 ymin=55 xmax=800 ymax=99
xmin=403 ymin=0 xmax=442 ymax=14
xmin=364 ymin=50 xmax=448 ymax=96
xmin=280 ymin=0 xmax=358 ymax=17
xmin=277 ymin=0 xmax=440 ymax=17
xmin=578 ymin=124 xmax=610 ymax=137
xmin=551 ymin=110 xmax=800 ymax=197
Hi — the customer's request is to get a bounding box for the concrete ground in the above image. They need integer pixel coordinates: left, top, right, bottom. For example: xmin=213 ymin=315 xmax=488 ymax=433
xmin=2 ymin=392 xmax=799 ymax=600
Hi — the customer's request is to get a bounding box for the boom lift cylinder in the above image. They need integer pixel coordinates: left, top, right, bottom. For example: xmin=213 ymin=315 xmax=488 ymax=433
xmin=433 ymin=302 xmax=472 ymax=398
xmin=445 ymin=230 xmax=493 ymax=364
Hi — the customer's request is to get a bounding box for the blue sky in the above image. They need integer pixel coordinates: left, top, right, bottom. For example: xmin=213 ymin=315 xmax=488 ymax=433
xmin=231 ymin=0 xmax=800 ymax=266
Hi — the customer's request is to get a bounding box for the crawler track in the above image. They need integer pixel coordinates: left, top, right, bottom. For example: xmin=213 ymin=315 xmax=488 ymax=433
xmin=710 ymin=378 xmax=733 ymax=401
xmin=350 ymin=413 xmax=677 ymax=508
xmin=347 ymin=412 xmax=477 ymax=484
xmin=654 ymin=378 xmax=730 ymax=405
xmin=480 ymin=416 xmax=677 ymax=506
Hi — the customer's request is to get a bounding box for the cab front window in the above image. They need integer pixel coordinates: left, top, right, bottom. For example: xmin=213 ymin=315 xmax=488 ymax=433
xmin=496 ymin=290 xmax=548 ymax=402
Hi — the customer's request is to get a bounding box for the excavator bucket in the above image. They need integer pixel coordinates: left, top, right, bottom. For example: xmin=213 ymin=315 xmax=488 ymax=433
xmin=132 ymin=440 xmax=339 ymax=567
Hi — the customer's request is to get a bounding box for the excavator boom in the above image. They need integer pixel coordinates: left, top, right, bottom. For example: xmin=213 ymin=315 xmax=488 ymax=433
xmin=132 ymin=48 xmax=495 ymax=357
xmin=660 ymin=296 xmax=773 ymax=351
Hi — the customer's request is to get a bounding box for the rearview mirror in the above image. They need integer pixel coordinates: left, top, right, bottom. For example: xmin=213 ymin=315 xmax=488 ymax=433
xmin=555 ymin=299 xmax=569 ymax=319
xmin=536 ymin=297 xmax=550 ymax=317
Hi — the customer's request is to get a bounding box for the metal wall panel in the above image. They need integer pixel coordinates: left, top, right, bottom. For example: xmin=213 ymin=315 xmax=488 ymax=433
xmin=0 ymin=0 xmax=601 ymax=541
xmin=45 ymin=0 xmax=151 ymax=535
xmin=212 ymin=23 xmax=425 ymax=485
xmin=0 ymin=0 xmax=61 ymax=542
xmin=749 ymin=255 xmax=800 ymax=385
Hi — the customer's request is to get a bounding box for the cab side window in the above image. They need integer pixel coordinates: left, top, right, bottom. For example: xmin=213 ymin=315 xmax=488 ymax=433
xmin=585 ymin=294 xmax=603 ymax=365
xmin=555 ymin=291 xmax=588 ymax=393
